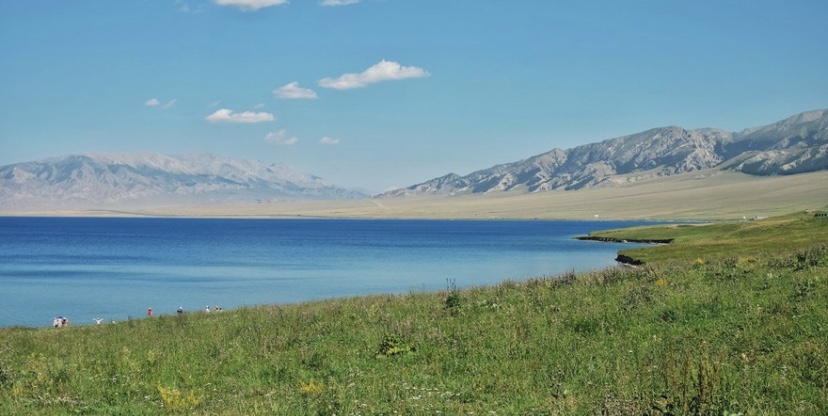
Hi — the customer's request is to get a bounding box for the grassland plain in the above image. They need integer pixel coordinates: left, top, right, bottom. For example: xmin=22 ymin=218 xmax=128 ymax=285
xmin=10 ymin=169 xmax=828 ymax=221
xmin=1 ymin=213 xmax=827 ymax=415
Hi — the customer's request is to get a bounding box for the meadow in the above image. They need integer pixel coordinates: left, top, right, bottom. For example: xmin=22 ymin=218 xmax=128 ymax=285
xmin=1 ymin=212 xmax=826 ymax=415
xmin=582 ymin=210 xmax=828 ymax=264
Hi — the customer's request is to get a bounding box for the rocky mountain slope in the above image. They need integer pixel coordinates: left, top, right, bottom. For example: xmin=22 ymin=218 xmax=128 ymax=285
xmin=384 ymin=109 xmax=828 ymax=196
xmin=0 ymin=152 xmax=366 ymax=210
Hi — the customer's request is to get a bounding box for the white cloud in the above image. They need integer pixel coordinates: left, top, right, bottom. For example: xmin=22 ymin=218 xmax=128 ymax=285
xmin=318 ymin=60 xmax=430 ymax=90
xmin=274 ymin=82 xmax=318 ymax=99
xmin=176 ymin=0 xmax=206 ymax=13
xmin=265 ymin=130 xmax=299 ymax=146
xmin=321 ymin=0 xmax=359 ymax=6
xmin=206 ymin=108 xmax=275 ymax=123
xmin=147 ymin=98 xmax=177 ymax=109
xmin=214 ymin=0 xmax=288 ymax=11
xmin=319 ymin=136 xmax=340 ymax=145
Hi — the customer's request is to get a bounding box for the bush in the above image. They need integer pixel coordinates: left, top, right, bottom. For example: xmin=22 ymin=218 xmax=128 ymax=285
xmin=375 ymin=334 xmax=414 ymax=358
xmin=157 ymin=384 xmax=202 ymax=413
xmin=444 ymin=278 xmax=462 ymax=315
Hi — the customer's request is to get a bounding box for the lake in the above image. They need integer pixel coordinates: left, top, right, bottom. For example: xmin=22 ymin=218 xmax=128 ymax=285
xmin=0 ymin=217 xmax=654 ymax=328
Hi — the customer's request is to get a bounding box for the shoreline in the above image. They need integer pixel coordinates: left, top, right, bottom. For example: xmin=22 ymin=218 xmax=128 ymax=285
xmin=0 ymin=218 xmax=642 ymax=329
xmin=574 ymin=236 xmax=675 ymax=245
xmin=574 ymin=236 xmax=676 ymax=266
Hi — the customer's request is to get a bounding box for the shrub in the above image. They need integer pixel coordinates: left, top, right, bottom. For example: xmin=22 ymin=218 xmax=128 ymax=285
xmin=792 ymin=245 xmax=828 ymax=270
xmin=659 ymin=348 xmax=727 ymax=416
xmin=299 ymin=380 xmax=324 ymax=397
xmin=157 ymin=384 xmax=202 ymax=413
xmin=444 ymin=278 xmax=462 ymax=316
xmin=622 ymin=285 xmax=652 ymax=310
xmin=375 ymin=335 xmax=414 ymax=358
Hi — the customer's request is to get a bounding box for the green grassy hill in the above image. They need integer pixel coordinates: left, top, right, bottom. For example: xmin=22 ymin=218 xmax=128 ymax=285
xmin=1 ymin=213 xmax=826 ymax=415
xmin=582 ymin=210 xmax=828 ymax=264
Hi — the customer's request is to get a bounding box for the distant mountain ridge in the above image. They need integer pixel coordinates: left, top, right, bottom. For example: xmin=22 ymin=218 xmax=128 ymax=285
xmin=0 ymin=152 xmax=366 ymax=210
xmin=383 ymin=109 xmax=828 ymax=196
xmin=2 ymin=109 xmax=826 ymax=212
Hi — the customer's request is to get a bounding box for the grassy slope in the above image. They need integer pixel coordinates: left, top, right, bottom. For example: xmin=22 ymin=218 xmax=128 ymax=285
xmin=584 ymin=210 xmax=828 ymax=264
xmin=1 ymin=214 xmax=827 ymax=414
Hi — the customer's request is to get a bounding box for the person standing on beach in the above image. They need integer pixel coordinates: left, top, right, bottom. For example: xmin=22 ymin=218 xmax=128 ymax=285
xmin=147 ymin=308 xmax=153 ymax=317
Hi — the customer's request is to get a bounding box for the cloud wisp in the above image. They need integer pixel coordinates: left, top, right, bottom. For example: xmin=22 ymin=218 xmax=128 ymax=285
xmin=146 ymin=98 xmax=177 ymax=109
xmin=214 ymin=0 xmax=288 ymax=12
xmin=274 ymin=82 xmax=318 ymax=99
xmin=321 ymin=0 xmax=360 ymax=6
xmin=206 ymin=108 xmax=275 ymax=123
xmin=319 ymin=60 xmax=429 ymax=90
xmin=265 ymin=130 xmax=299 ymax=146
xmin=319 ymin=136 xmax=340 ymax=145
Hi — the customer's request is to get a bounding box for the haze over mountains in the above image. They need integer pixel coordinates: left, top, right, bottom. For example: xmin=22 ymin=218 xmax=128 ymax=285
xmin=0 ymin=153 xmax=366 ymax=211
xmin=383 ymin=109 xmax=828 ymax=196
xmin=1 ymin=109 xmax=826 ymax=212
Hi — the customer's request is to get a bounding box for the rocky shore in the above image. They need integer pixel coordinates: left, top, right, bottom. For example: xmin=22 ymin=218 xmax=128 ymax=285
xmin=574 ymin=235 xmax=675 ymax=266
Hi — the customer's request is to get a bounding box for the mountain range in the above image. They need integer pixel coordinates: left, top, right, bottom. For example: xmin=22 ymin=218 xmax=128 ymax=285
xmin=1 ymin=109 xmax=826 ymax=212
xmin=0 ymin=152 xmax=366 ymax=211
xmin=382 ymin=109 xmax=828 ymax=196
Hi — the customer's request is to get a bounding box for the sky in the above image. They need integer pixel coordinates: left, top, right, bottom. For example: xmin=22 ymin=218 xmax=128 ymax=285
xmin=1 ymin=1 xmax=827 ymax=193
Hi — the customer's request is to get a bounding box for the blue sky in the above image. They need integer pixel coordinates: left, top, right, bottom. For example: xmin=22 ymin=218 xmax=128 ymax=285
xmin=1 ymin=0 xmax=826 ymax=192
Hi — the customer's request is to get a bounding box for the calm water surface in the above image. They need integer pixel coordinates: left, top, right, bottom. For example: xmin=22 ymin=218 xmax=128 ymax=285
xmin=0 ymin=217 xmax=653 ymax=327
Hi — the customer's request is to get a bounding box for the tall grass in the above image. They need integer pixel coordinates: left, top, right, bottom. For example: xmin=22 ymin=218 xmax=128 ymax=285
xmin=1 ymin=243 xmax=826 ymax=414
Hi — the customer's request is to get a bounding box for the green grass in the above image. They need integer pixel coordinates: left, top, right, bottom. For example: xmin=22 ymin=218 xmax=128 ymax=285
xmin=1 ymin=214 xmax=827 ymax=415
xmin=583 ymin=210 xmax=828 ymax=264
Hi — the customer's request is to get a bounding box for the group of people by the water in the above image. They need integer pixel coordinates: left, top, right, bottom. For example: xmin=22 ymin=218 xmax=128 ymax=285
xmin=53 ymin=305 xmax=224 ymax=328
xmin=175 ymin=305 xmax=223 ymax=314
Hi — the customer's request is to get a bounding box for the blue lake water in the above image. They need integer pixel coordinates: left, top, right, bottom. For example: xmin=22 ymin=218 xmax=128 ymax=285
xmin=0 ymin=217 xmax=654 ymax=328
